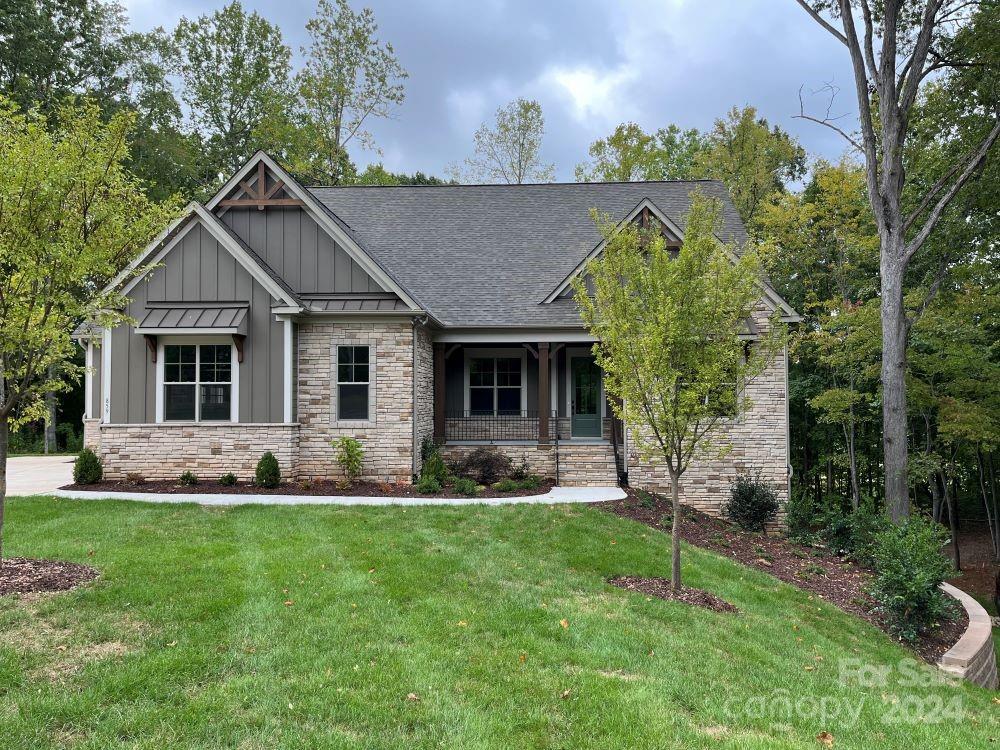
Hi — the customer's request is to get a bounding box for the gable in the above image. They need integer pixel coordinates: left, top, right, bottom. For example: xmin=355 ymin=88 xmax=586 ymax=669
xmin=219 ymin=206 xmax=385 ymax=295
xmin=207 ymin=152 xmax=423 ymax=310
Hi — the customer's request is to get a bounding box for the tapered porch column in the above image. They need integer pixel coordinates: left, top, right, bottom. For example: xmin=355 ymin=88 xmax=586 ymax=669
xmin=433 ymin=342 xmax=446 ymax=443
xmin=538 ymin=342 xmax=550 ymax=443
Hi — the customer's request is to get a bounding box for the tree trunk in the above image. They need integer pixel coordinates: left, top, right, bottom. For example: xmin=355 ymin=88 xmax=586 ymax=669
xmin=0 ymin=416 xmax=7 ymax=566
xmin=669 ymin=468 xmax=682 ymax=591
xmin=44 ymin=385 xmax=57 ymax=454
xmin=977 ymin=448 xmax=998 ymax=559
xmin=844 ymin=419 xmax=860 ymax=510
xmin=880 ymin=258 xmax=910 ymax=523
xmin=941 ymin=467 xmax=960 ymax=572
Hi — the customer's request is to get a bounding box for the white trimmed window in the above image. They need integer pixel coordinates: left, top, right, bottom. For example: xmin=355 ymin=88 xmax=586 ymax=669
xmin=163 ymin=343 xmax=234 ymax=421
xmin=336 ymin=345 xmax=370 ymax=420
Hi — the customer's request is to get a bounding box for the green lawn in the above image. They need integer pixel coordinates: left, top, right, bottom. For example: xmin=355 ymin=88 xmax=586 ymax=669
xmin=1 ymin=497 xmax=996 ymax=749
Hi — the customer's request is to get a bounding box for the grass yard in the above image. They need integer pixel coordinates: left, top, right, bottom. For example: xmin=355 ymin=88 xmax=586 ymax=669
xmin=0 ymin=497 xmax=996 ymax=749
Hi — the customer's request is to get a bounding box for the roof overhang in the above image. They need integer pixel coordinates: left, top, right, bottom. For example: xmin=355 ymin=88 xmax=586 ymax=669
xmin=134 ymin=302 xmax=249 ymax=336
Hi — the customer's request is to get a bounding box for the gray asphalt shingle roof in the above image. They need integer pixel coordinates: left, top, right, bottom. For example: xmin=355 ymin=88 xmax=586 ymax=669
xmin=308 ymin=180 xmax=747 ymax=328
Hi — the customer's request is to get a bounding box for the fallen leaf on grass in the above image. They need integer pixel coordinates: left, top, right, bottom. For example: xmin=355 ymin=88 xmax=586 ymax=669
xmin=519 ymin=653 xmax=526 ymax=663
xmin=560 ymin=689 xmax=571 ymax=699
xmin=816 ymin=731 xmax=834 ymax=747
xmin=284 ymin=601 xmax=294 ymax=607
xmin=166 ymin=641 xmax=177 ymax=648
xmin=559 ymin=619 xmax=569 ymax=629
xmin=456 ymin=620 xmax=467 ymax=627
xmin=406 ymin=693 xmax=420 ymax=702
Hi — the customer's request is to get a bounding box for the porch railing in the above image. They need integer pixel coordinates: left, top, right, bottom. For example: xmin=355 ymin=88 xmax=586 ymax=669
xmin=444 ymin=410 xmax=557 ymax=442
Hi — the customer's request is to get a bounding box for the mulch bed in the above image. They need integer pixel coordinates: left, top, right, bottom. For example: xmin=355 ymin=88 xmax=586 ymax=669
xmin=608 ymin=575 xmax=740 ymax=613
xmin=0 ymin=557 xmax=99 ymax=596
xmin=61 ymin=478 xmax=556 ymax=499
xmin=598 ymin=489 xmax=968 ymax=664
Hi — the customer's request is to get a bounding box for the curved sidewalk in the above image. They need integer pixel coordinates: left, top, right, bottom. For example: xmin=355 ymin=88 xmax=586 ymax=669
xmin=53 ymin=485 xmax=626 ymax=507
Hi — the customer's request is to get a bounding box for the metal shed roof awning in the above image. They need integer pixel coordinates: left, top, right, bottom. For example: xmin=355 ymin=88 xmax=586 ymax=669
xmin=301 ymin=293 xmax=412 ymax=313
xmin=134 ymin=303 xmax=249 ymax=334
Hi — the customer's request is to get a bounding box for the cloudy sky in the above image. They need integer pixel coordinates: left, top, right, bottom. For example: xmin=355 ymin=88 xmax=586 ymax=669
xmin=124 ymin=0 xmax=858 ymax=181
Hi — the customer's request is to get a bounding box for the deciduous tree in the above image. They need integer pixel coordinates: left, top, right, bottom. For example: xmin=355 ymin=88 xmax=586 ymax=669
xmin=573 ymin=192 xmax=784 ymax=589
xmin=456 ymin=98 xmax=554 ymax=184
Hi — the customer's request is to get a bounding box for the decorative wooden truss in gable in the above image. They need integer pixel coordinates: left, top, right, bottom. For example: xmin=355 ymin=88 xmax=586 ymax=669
xmin=635 ymin=206 xmax=682 ymax=248
xmin=218 ymin=162 xmax=305 ymax=211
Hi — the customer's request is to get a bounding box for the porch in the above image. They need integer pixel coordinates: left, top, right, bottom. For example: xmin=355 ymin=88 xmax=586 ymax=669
xmin=430 ymin=341 xmax=626 ymax=484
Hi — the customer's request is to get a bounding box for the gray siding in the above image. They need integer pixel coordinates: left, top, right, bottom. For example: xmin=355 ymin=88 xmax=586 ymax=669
xmin=220 ymin=207 xmax=384 ymax=294
xmin=110 ymin=221 xmax=286 ymax=423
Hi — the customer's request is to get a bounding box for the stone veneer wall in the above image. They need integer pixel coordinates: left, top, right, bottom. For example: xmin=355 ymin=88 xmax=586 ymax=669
xmin=297 ymin=319 xmax=416 ymax=483
xmin=413 ymin=323 xmax=435 ymax=475
xmin=83 ymin=419 xmax=102 ymax=450
xmin=628 ymin=311 xmax=789 ymax=517
xmin=97 ymin=423 xmax=299 ymax=480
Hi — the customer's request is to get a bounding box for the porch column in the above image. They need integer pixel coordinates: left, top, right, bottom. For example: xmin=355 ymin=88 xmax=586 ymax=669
xmin=433 ymin=342 xmax=446 ymax=443
xmin=538 ymin=342 xmax=550 ymax=443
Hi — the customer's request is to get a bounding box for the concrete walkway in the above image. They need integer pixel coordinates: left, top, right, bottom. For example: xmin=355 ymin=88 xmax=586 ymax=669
xmin=53 ymin=485 xmax=626 ymax=507
xmin=5 ymin=455 xmax=75 ymax=496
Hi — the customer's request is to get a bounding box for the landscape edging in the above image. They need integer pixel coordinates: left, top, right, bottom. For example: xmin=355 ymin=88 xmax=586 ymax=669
xmin=938 ymin=581 xmax=998 ymax=690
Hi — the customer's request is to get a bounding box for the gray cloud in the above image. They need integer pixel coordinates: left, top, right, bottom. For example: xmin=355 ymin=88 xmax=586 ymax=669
xmin=124 ymin=0 xmax=859 ymax=179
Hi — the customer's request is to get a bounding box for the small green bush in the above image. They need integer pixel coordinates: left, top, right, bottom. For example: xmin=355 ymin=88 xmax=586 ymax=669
xmin=219 ymin=473 xmax=237 ymax=486
xmin=817 ymin=500 xmax=855 ymax=553
xmin=510 ymin=459 xmax=530 ymax=481
xmin=334 ymin=437 xmax=363 ymax=484
xmin=415 ymin=474 xmax=442 ymax=494
xmin=846 ymin=500 xmax=891 ymax=568
xmin=868 ymin=515 xmax=955 ymax=643
xmin=784 ymin=487 xmax=817 ymax=542
xmin=452 ymin=477 xmax=480 ymax=496
xmin=724 ymin=474 xmax=779 ymax=532
xmin=255 ymin=452 xmax=281 ymax=488
xmin=179 ymin=471 xmax=198 ymax=486
xmin=73 ymin=448 xmax=103 ymax=484
xmin=420 ymin=443 xmax=448 ymax=484
xmin=518 ymin=474 xmax=541 ymax=491
xmin=493 ymin=478 xmax=519 ymax=493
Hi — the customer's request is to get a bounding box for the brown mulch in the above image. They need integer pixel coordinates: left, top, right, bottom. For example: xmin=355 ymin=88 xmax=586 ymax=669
xmin=0 ymin=557 xmax=99 ymax=596
xmin=598 ymin=489 xmax=968 ymax=664
xmin=608 ymin=575 xmax=740 ymax=614
xmin=61 ymin=478 xmax=556 ymax=499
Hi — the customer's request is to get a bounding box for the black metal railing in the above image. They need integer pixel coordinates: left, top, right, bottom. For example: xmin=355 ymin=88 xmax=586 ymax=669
xmin=444 ymin=410 xmax=556 ymax=442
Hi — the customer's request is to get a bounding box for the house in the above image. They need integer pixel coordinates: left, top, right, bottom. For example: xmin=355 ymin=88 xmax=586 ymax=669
xmin=76 ymin=152 xmax=799 ymax=515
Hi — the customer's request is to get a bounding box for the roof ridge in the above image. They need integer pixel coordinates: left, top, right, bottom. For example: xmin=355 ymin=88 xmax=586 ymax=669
xmin=307 ymin=178 xmax=725 ymax=190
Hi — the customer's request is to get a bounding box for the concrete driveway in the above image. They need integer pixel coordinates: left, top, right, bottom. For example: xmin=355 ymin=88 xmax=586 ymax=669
xmin=5 ymin=455 xmax=75 ymax=496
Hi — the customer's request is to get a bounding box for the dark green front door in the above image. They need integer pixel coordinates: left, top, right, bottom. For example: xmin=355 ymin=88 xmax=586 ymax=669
xmin=571 ymin=356 xmax=602 ymax=437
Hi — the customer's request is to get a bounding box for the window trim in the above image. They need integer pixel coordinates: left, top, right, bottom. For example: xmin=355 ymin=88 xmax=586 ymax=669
xmin=331 ymin=340 xmax=377 ymax=426
xmin=155 ymin=336 xmax=239 ymax=423
xmin=462 ymin=348 xmax=528 ymax=416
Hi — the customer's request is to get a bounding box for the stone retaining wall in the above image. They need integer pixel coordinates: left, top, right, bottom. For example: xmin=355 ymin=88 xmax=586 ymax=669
xmin=938 ymin=582 xmax=998 ymax=690
xmin=440 ymin=443 xmax=556 ymax=479
xmin=97 ymin=423 xmax=299 ymax=481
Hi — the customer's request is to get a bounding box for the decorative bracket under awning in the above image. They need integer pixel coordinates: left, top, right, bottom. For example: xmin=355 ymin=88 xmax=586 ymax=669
xmin=144 ymin=334 xmax=157 ymax=363
xmin=232 ymin=334 xmax=246 ymax=363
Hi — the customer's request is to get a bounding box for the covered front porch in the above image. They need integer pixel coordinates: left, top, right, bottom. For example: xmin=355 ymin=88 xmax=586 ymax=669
xmin=430 ymin=335 xmax=626 ymax=484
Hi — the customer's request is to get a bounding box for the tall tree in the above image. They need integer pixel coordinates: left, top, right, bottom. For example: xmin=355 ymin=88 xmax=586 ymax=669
xmin=0 ymin=98 xmax=177 ymax=562
xmin=455 ymin=98 xmax=555 ymax=184
xmin=289 ymin=0 xmax=408 ymax=185
xmin=575 ymin=122 xmax=706 ymax=182
xmin=0 ymin=0 xmax=126 ymax=111
xmin=573 ymin=193 xmax=784 ymax=589
xmin=694 ymin=106 xmax=807 ymax=228
xmin=796 ymin=0 xmax=1000 ymax=522
xmin=174 ymin=1 xmax=292 ymax=178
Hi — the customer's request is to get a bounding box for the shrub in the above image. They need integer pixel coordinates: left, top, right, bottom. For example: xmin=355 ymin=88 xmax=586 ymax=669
xmin=219 ymin=473 xmax=237 ymax=486
xmin=334 ymin=437 xmax=363 ymax=484
xmin=452 ymin=477 xmax=480 ymax=496
xmin=493 ymin=478 xmax=519 ymax=493
xmin=846 ymin=499 xmax=891 ymax=568
xmin=73 ymin=448 xmax=103 ymax=484
xmin=784 ymin=487 xmax=817 ymax=542
xmin=420 ymin=442 xmax=448 ymax=484
xmin=868 ymin=515 xmax=955 ymax=643
xmin=456 ymin=447 xmax=513 ymax=484
xmin=816 ymin=501 xmax=854 ymax=554
xmin=255 ymin=452 xmax=281 ymax=488
xmin=415 ymin=474 xmax=442 ymax=494
xmin=724 ymin=474 xmax=779 ymax=532
xmin=510 ymin=459 xmax=530 ymax=481
xmin=57 ymin=423 xmax=82 ymax=452
xmin=179 ymin=471 xmax=198 ymax=486
xmin=518 ymin=474 xmax=542 ymax=491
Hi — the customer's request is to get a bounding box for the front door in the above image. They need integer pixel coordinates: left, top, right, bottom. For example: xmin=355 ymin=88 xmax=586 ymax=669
xmin=571 ymin=356 xmax=602 ymax=438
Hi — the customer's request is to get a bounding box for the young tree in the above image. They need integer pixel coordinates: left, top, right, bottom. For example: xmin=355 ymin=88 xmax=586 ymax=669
xmin=0 ymin=98 xmax=176 ymax=563
xmin=573 ymin=192 xmax=784 ymax=589
xmin=456 ymin=98 xmax=555 ymax=184
xmin=796 ymin=1 xmax=1000 ymax=522
xmin=291 ymin=0 xmax=408 ymax=185
xmin=174 ymin=1 xmax=292 ymax=178
xmin=574 ymin=122 xmax=707 ymax=182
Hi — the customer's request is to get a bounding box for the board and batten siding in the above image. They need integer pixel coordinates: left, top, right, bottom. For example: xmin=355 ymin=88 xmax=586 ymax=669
xmin=220 ymin=207 xmax=384 ymax=294
xmin=109 ymin=222 xmax=286 ymax=423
